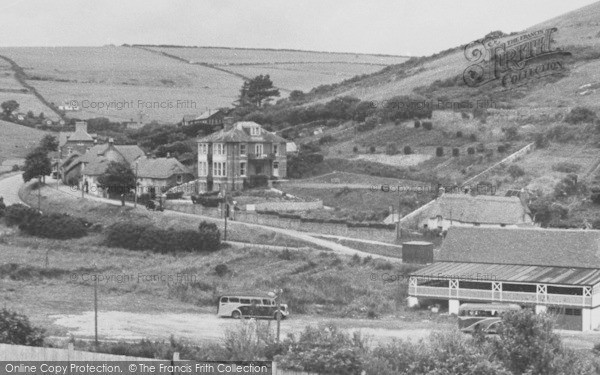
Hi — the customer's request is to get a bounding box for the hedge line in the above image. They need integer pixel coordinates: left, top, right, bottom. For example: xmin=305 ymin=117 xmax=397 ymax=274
xmin=256 ymin=210 xmax=395 ymax=230
xmin=4 ymin=204 xmax=88 ymax=239
xmin=104 ymin=221 xmax=220 ymax=253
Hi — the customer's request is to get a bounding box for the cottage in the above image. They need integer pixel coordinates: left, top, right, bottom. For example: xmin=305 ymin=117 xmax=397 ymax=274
xmin=420 ymin=193 xmax=533 ymax=230
xmin=135 ymin=156 xmax=194 ymax=198
xmin=181 ymin=109 xmax=225 ymax=131
xmin=408 ymin=226 xmax=600 ymax=331
xmin=196 ymin=120 xmax=287 ymax=192
xmin=58 ymin=121 xmax=97 ymax=159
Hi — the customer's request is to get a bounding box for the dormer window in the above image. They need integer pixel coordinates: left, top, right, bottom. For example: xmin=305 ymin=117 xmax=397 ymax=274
xmin=250 ymin=127 xmax=260 ymax=136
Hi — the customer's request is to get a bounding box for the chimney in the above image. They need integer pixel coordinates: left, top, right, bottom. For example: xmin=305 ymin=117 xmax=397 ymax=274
xmin=223 ymin=116 xmax=235 ymax=131
xmin=166 ymin=152 xmax=171 ymax=158
xmin=108 ymin=138 xmax=114 ymax=146
xmin=75 ymin=121 xmax=87 ymax=134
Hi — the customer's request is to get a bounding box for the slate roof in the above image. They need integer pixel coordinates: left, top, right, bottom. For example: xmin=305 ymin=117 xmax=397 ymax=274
xmin=427 ymin=194 xmax=532 ymax=225
xmin=437 ymin=226 xmax=600 ymax=269
xmin=59 ymin=131 xmax=97 ymax=146
xmin=78 ymin=144 xmax=144 ymax=164
xmin=197 ymin=121 xmax=286 ymax=144
xmin=136 ymin=157 xmax=193 ymax=179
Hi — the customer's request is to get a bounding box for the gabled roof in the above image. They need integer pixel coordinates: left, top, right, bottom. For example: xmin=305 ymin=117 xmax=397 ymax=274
xmin=78 ymin=144 xmax=144 ymax=165
xmin=195 ymin=109 xmax=223 ymax=121
xmin=197 ymin=121 xmax=286 ymax=144
xmin=136 ymin=157 xmax=193 ymax=179
xmin=438 ymin=226 xmax=600 ymax=269
xmin=59 ymin=131 xmax=97 ymax=147
xmin=427 ymin=194 xmax=531 ymax=225
xmin=83 ymin=158 xmax=112 ymax=176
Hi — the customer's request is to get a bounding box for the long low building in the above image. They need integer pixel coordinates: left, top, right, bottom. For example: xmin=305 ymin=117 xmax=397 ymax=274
xmin=408 ymin=226 xmax=600 ymax=331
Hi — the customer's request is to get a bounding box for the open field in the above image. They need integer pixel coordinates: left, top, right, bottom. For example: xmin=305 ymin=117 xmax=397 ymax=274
xmin=145 ymin=46 xmax=408 ymax=65
xmin=0 ymin=120 xmax=47 ymax=163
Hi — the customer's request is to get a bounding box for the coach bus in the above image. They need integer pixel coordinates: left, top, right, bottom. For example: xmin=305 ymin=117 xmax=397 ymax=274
xmin=217 ymin=293 xmax=289 ymax=319
xmin=458 ymin=303 xmax=521 ymax=333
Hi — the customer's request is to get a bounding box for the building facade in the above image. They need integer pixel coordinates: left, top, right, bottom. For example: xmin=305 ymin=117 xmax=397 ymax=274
xmin=196 ymin=121 xmax=287 ymax=192
xmin=408 ymin=226 xmax=600 ymax=331
xmin=58 ymin=121 xmax=96 ymax=159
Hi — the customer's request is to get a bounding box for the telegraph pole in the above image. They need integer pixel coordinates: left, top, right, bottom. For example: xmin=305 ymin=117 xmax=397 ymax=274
xmin=94 ymin=264 xmax=99 ymax=347
xmin=276 ymin=288 xmax=282 ymax=343
xmin=37 ymin=176 xmax=41 ymax=211
xmin=134 ymin=161 xmax=139 ymax=208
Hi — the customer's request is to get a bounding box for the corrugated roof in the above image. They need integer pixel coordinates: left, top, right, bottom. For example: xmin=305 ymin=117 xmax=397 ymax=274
xmin=136 ymin=157 xmax=193 ymax=179
xmin=438 ymin=226 xmax=600 ymax=269
xmin=411 ymin=261 xmax=600 ymax=286
xmin=428 ymin=194 xmax=532 ymax=225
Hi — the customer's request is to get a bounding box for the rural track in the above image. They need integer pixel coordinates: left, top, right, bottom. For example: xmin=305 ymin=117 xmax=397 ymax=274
xmin=132 ymin=46 xmax=291 ymax=93
xmin=0 ymin=54 xmax=65 ymax=121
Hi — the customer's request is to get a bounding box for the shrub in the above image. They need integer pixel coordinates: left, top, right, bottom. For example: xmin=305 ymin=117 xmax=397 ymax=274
xmin=352 ymin=146 xmax=358 ymax=153
xmin=369 ymin=146 xmax=376 ymax=153
xmin=534 ymin=132 xmax=549 ymax=148
xmin=504 ymin=126 xmax=519 ymax=141
xmin=552 ymin=162 xmax=581 ymax=173
xmin=414 ymin=120 xmax=421 ymax=128
xmin=357 ymin=116 xmax=378 ymax=132
xmin=507 ymin=165 xmax=525 ymax=179
xmin=165 ymin=191 xmax=184 ymax=200
xmin=11 ymin=165 xmax=19 ymax=171
xmin=452 ymin=148 xmax=459 ymax=157
xmin=436 ymin=147 xmax=444 ymax=157
xmin=591 ymin=187 xmax=600 ymax=205
xmin=469 ymin=134 xmax=477 ymax=142
xmin=21 ymin=213 xmax=87 ymax=239
xmin=105 ymin=222 xmax=146 ymax=249
xmin=456 ymin=131 xmax=463 ymax=138
xmin=461 ymin=111 xmax=470 ymax=119
xmin=422 ymin=121 xmax=433 ymax=130
xmin=476 ymin=143 xmax=485 ymax=153
xmin=497 ymin=145 xmax=507 ymax=153
xmin=0 ymin=309 xmax=45 ymax=346
xmin=318 ymin=134 xmax=335 ymax=145
xmin=403 ymin=146 xmax=412 ymax=155
xmin=215 ymin=264 xmax=229 ymax=277
xmin=467 ymin=147 xmax=475 ymax=155
xmin=564 ymin=106 xmax=598 ymax=124
xmin=554 ymin=173 xmax=580 ymax=198
xmin=385 ymin=143 xmax=398 ymax=155
xmin=4 ymin=204 xmax=39 ymax=227
xmin=246 ymin=174 xmax=269 ymax=188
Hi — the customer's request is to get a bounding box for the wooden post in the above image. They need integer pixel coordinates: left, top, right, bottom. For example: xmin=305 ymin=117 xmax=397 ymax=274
xmin=94 ymin=272 xmax=98 ymax=347
xmin=134 ymin=161 xmax=139 ymax=208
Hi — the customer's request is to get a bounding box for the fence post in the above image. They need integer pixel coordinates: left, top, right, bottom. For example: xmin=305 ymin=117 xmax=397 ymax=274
xmin=67 ymin=342 xmax=74 ymax=362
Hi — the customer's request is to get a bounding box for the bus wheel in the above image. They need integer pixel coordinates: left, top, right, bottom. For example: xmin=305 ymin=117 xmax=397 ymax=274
xmin=274 ymin=312 xmax=283 ymax=320
xmin=232 ymin=311 xmax=242 ymax=319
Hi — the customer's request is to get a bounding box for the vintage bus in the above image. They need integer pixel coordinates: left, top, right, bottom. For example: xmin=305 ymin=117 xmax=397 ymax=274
xmin=217 ymin=294 xmax=289 ymax=319
xmin=458 ymin=303 xmax=521 ymax=333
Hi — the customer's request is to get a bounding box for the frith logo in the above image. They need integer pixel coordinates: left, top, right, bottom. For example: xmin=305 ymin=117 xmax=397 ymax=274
xmin=463 ymin=28 xmax=571 ymax=89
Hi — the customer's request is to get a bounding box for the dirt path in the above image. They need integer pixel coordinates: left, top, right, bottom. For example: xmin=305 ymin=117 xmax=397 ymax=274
xmin=0 ymin=172 xmax=28 ymax=206
xmin=48 ymin=310 xmax=439 ymax=346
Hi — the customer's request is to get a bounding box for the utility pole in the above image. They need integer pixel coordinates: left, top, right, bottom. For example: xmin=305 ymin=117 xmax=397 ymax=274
xmin=223 ymin=188 xmax=228 ymax=242
xmin=94 ymin=264 xmax=99 ymax=347
xmin=37 ymin=176 xmax=41 ymax=211
xmin=134 ymin=161 xmax=139 ymax=208
xmin=276 ymin=288 xmax=282 ymax=343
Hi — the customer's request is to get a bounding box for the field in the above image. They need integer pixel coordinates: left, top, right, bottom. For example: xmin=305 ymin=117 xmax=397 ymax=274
xmin=0 ymin=46 xmax=407 ymax=124
xmin=0 ymin=120 xmax=46 ymax=164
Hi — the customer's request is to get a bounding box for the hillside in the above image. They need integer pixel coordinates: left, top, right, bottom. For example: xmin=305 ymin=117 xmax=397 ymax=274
xmin=0 ymin=46 xmax=407 ymax=123
xmin=0 ymin=119 xmax=46 ymax=165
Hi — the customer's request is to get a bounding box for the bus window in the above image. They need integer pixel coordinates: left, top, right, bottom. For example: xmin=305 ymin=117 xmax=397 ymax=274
xmin=220 ymin=297 xmax=229 ymax=303
xmin=229 ymin=297 xmax=239 ymax=303
xmin=251 ymin=299 xmax=261 ymax=305
xmin=240 ymin=298 xmax=251 ymax=304
xmin=262 ymin=299 xmax=271 ymax=305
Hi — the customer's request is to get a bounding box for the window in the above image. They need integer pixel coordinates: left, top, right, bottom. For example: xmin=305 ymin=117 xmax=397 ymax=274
xmin=250 ymin=127 xmax=260 ymax=136
xmin=240 ymin=144 xmax=246 ymax=155
xmin=229 ymin=297 xmax=239 ymax=303
xmin=273 ymin=145 xmax=278 ymax=155
xmin=199 ymin=143 xmax=208 ymax=154
xmin=67 ymin=147 xmax=73 ymax=155
xmin=251 ymin=299 xmax=261 ymax=305
xmin=255 ymin=144 xmax=263 ymax=155
xmin=199 ymin=162 xmax=208 ymax=176
xmin=220 ymin=297 xmax=229 ymax=303
xmin=240 ymin=299 xmax=251 ymax=304
xmin=176 ymin=175 xmax=183 ymax=184
xmin=262 ymin=299 xmax=271 ymax=305
xmin=240 ymin=162 xmax=246 ymax=176
xmin=213 ymin=162 xmax=227 ymax=177
xmin=213 ymin=143 xmax=224 ymax=155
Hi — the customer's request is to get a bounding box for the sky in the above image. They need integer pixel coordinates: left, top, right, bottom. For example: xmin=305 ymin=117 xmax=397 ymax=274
xmin=0 ymin=0 xmax=597 ymax=56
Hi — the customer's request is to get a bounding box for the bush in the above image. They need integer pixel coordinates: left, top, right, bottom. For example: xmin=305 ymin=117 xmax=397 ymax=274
xmin=0 ymin=309 xmax=45 ymax=346
xmin=476 ymin=143 xmax=485 ymax=153
xmin=105 ymin=222 xmax=146 ymax=249
xmin=504 ymin=126 xmax=519 ymax=141
xmin=357 ymin=116 xmax=378 ymax=132
xmin=352 ymin=146 xmax=358 ymax=153
xmin=467 ymin=147 xmax=475 ymax=155
xmin=403 ymin=146 xmax=412 ymax=155
xmin=215 ymin=264 xmax=229 ymax=277
xmin=552 ymin=162 xmax=581 ymax=173
xmin=385 ymin=143 xmax=398 ymax=155
xmin=165 ymin=191 xmax=184 ymax=200
xmin=11 ymin=164 xmax=19 ymax=171
xmin=436 ymin=147 xmax=444 ymax=157
xmin=497 ymin=145 xmax=507 ymax=153
xmin=414 ymin=120 xmax=421 ymax=128
xmin=469 ymin=134 xmax=477 ymax=142
xmin=422 ymin=121 xmax=433 ymax=130
xmin=554 ymin=173 xmax=581 ymax=198
xmin=534 ymin=132 xmax=549 ymax=148
xmin=507 ymin=165 xmax=525 ymax=179
xmin=246 ymin=175 xmax=269 ymax=188
xmin=564 ymin=106 xmax=598 ymax=124
xmin=318 ymin=134 xmax=335 ymax=145
xmin=21 ymin=213 xmax=87 ymax=239
xmin=369 ymin=146 xmax=376 ymax=154
xmin=452 ymin=148 xmax=459 ymax=157
xmin=4 ymin=204 xmax=39 ymax=227
xmin=456 ymin=131 xmax=463 ymax=138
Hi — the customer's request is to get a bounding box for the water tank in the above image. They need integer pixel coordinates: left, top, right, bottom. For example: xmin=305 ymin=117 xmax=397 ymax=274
xmin=402 ymin=241 xmax=434 ymax=264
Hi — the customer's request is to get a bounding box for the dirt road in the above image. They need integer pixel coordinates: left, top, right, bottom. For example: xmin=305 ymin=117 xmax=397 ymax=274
xmin=0 ymin=173 xmax=27 ymax=206
xmin=48 ymin=310 xmax=440 ymax=346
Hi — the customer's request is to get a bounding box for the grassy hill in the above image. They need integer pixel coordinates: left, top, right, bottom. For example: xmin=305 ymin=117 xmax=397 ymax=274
xmin=0 ymin=119 xmax=46 ymax=165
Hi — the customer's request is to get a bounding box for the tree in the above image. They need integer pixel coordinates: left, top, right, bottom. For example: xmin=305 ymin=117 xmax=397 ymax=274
xmin=288 ymin=90 xmax=305 ymax=102
xmin=97 ymin=161 xmax=135 ymax=197
xmin=0 ymin=309 xmax=45 ymax=346
xmin=238 ymin=75 xmax=280 ymax=108
xmin=22 ymin=147 xmax=51 ymax=183
xmin=39 ymin=134 xmax=59 ymax=152
xmin=1 ymin=100 xmax=19 ymax=117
